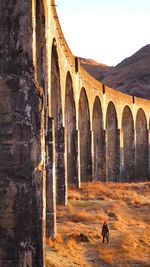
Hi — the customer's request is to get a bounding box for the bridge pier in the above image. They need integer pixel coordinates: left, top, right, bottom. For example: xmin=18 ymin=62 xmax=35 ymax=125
xmin=0 ymin=0 xmax=46 ymax=265
xmin=92 ymin=129 xmax=106 ymax=182
xmin=91 ymin=130 xmax=94 ymax=181
xmin=121 ymin=106 xmax=135 ymax=182
xmin=134 ymin=129 xmax=137 ymax=181
xmin=76 ymin=130 xmax=81 ymax=188
xmin=149 ymin=130 xmax=150 ymax=179
xmin=92 ymin=96 xmax=105 ymax=181
xmin=119 ymin=129 xmax=124 ymax=182
xmin=79 ymin=88 xmax=92 ymax=183
xmin=55 ymin=126 xmax=67 ymax=205
xmin=72 ymin=130 xmax=81 ymax=188
xmin=46 ymin=118 xmax=56 ymax=239
xmin=106 ymin=103 xmax=120 ymax=182
xmin=105 ymin=130 xmax=108 ymax=182
xmin=135 ymin=110 xmax=149 ymax=181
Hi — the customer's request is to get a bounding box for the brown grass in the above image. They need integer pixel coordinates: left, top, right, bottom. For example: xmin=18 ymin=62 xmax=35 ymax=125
xmin=46 ymin=181 xmax=150 ymax=267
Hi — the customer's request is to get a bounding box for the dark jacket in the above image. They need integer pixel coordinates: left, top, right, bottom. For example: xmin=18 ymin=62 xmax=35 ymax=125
xmin=102 ymin=224 xmax=109 ymax=237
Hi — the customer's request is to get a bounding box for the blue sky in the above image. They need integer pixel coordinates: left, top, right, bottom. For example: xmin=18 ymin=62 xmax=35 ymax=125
xmin=56 ymin=0 xmax=150 ymax=66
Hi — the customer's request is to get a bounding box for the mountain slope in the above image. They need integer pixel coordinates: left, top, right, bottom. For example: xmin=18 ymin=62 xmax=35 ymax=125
xmin=80 ymin=45 xmax=150 ymax=99
xmin=79 ymin=57 xmax=113 ymax=81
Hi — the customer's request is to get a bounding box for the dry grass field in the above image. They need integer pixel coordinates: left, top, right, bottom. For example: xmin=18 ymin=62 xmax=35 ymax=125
xmin=46 ymin=182 xmax=150 ymax=267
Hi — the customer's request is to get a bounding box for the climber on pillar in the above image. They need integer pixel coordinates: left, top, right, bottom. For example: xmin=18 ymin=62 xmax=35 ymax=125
xmin=101 ymin=221 xmax=109 ymax=244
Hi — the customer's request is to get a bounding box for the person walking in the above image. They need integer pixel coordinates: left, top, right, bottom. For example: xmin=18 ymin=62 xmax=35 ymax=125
xmin=102 ymin=221 xmax=109 ymax=244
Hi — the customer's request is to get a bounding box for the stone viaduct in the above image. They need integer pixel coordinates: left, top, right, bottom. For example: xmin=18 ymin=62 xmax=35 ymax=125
xmin=0 ymin=0 xmax=150 ymax=266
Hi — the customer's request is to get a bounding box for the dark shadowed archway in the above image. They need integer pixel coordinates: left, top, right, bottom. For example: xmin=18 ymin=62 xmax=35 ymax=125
xmin=92 ymin=96 xmax=105 ymax=181
xmin=36 ymin=0 xmax=46 ymax=90
xmin=136 ymin=109 xmax=148 ymax=181
xmin=78 ymin=88 xmax=92 ymax=182
xmin=65 ymin=72 xmax=77 ymax=186
xmin=122 ymin=106 xmax=134 ymax=181
xmin=51 ymin=39 xmax=62 ymax=129
xmin=106 ymin=102 xmax=120 ymax=182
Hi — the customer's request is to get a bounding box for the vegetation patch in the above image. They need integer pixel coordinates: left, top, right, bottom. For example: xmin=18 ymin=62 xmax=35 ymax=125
xmin=46 ymin=181 xmax=150 ymax=266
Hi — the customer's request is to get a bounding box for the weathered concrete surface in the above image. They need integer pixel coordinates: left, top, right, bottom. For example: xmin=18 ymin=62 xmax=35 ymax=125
xmin=0 ymin=0 xmax=46 ymax=266
xmin=48 ymin=1 xmax=150 ymax=185
xmin=92 ymin=96 xmax=105 ymax=181
xmin=136 ymin=109 xmax=149 ymax=180
xmin=79 ymin=88 xmax=92 ymax=182
xmin=65 ymin=72 xmax=77 ymax=186
xmin=121 ymin=106 xmax=134 ymax=181
xmin=46 ymin=117 xmax=56 ymax=239
xmin=106 ymin=102 xmax=120 ymax=182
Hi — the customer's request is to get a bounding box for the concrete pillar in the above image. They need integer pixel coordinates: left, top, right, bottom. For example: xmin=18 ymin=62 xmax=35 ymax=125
xmin=64 ymin=127 xmax=68 ymax=205
xmin=106 ymin=129 xmax=120 ymax=182
xmin=56 ymin=126 xmax=67 ymax=205
xmin=71 ymin=130 xmax=80 ymax=187
xmin=93 ymin=128 xmax=106 ymax=182
xmin=77 ymin=130 xmax=81 ymax=188
xmin=135 ymin=128 xmax=149 ymax=181
xmin=119 ymin=128 xmax=124 ymax=182
xmin=101 ymin=129 xmax=106 ymax=181
xmin=148 ymin=129 xmax=150 ymax=180
xmin=46 ymin=117 xmax=56 ymax=239
xmin=134 ymin=129 xmax=137 ymax=180
xmin=0 ymin=1 xmax=46 ymax=265
xmin=117 ymin=129 xmax=120 ymax=182
xmin=105 ymin=129 xmax=108 ymax=182
xmin=91 ymin=130 xmax=94 ymax=181
xmin=135 ymin=111 xmax=149 ymax=181
xmin=102 ymin=129 xmax=106 ymax=182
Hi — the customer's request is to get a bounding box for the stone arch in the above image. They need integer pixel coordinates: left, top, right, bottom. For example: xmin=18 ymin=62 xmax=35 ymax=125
xmin=136 ymin=108 xmax=148 ymax=181
xmin=92 ymin=96 xmax=105 ymax=181
xmin=78 ymin=88 xmax=92 ymax=182
xmin=106 ymin=101 xmax=120 ymax=182
xmin=122 ymin=106 xmax=134 ymax=181
xmin=36 ymin=0 xmax=46 ymax=90
xmin=65 ymin=72 xmax=77 ymax=186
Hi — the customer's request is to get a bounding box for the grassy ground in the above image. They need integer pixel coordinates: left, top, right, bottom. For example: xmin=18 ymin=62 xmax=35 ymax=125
xmin=46 ymin=182 xmax=150 ymax=267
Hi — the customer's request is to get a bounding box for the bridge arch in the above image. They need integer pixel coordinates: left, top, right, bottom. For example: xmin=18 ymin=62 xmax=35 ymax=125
xmin=51 ymin=38 xmax=62 ymax=125
xmin=122 ymin=106 xmax=134 ymax=181
xmin=78 ymin=88 xmax=92 ymax=182
xmin=36 ymin=0 xmax=46 ymax=90
xmin=136 ymin=108 xmax=148 ymax=180
xmin=106 ymin=101 xmax=120 ymax=182
xmin=92 ymin=96 xmax=105 ymax=181
xmin=65 ymin=71 xmax=77 ymax=186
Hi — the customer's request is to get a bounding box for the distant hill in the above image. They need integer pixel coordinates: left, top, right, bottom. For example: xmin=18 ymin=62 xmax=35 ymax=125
xmin=79 ymin=57 xmax=113 ymax=81
xmin=80 ymin=45 xmax=150 ymax=99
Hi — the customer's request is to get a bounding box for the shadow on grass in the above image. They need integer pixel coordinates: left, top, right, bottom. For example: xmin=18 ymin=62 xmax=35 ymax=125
xmin=84 ymin=240 xmax=112 ymax=267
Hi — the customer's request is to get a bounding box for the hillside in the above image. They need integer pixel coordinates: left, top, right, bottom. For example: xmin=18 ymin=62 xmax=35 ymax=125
xmin=79 ymin=57 xmax=113 ymax=81
xmin=46 ymin=182 xmax=150 ymax=267
xmin=80 ymin=45 xmax=150 ymax=99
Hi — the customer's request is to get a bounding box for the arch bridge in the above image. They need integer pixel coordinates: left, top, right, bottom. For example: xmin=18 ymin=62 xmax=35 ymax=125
xmin=0 ymin=0 xmax=150 ymax=266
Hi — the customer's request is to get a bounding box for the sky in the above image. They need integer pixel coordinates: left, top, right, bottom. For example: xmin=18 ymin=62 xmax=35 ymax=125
xmin=55 ymin=0 xmax=150 ymax=66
